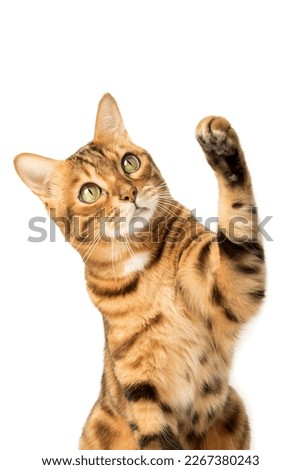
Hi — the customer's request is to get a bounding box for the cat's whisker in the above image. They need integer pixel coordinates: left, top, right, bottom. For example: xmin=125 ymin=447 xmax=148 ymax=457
xmin=157 ymin=197 xmax=182 ymax=209
xmin=111 ymin=236 xmax=118 ymax=286
xmin=157 ymin=193 xmax=175 ymax=201
xmin=157 ymin=202 xmax=183 ymax=216
xmin=70 ymin=226 xmax=94 ymax=250
xmin=77 ymin=236 xmax=92 ymax=250
xmin=82 ymin=238 xmax=97 ymax=264
xmin=157 ymin=196 xmax=185 ymax=210
xmin=71 ymin=231 xmax=94 ymax=253
xmin=82 ymin=232 xmax=101 ymax=264
xmin=157 ymin=190 xmax=174 ymax=199
xmin=155 ymin=202 xmax=173 ymax=218
xmin=72 ymin=222 xmax=98 ymax=252
xmin=156 ymin=201 xmax=179 ymax=218
xmin=156 ymin=182 xmax=169 ymax=190
xmin=74 ymin=238 xmax=94 ymax=257
xmin=85 ymin=234 xmax=102 ymax=264
xmin=157 ymin=189 xmax=173 ymax=197
xmin=124 ymin=237 xmax=141 ymax=274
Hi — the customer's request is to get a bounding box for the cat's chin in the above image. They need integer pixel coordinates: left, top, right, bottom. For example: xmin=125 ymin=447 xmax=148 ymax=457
xmin=133 ymin=205 xmax=152 ymax=219
xmin=120 ymin=206 xmax=154 ymax=238
xmin=101 ymin=205 xmax=156 ymax=240
xmin=128 ymin=206 xmax=153 ymax=233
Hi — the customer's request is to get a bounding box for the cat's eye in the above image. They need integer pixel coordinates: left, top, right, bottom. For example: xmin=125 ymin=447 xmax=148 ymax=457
xmin=122 ymin=154 xmax=140 ymax=174
xmin=79 ymin=183 xmax=101 ymax=203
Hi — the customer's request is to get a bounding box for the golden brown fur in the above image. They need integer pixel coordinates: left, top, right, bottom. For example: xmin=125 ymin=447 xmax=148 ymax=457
xmin=14 ymin=94 xmax=265 ymax=449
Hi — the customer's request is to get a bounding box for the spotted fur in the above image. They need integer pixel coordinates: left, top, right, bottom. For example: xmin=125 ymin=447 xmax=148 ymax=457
xmin=14 ymin=94 xmax=265 ymax=449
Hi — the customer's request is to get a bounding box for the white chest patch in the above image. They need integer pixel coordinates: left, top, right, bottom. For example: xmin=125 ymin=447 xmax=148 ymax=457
xmin=123 ymin=252 xmax=150 ymax=276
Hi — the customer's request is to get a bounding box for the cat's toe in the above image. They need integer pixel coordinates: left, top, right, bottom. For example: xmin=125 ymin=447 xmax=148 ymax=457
xmin=195 ymin=116 xmax=239 ymax=158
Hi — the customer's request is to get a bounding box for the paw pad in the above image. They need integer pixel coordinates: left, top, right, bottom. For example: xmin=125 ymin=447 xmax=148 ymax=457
xmin=196 ymin=116 xmax=240 ymax=157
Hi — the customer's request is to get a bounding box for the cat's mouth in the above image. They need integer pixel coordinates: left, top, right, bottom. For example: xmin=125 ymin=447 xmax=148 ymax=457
xmin=133 ymin=203 xmax=150 ymax=216
xmin=123 ymin=201 xmax=153 ymax=223
xmin=108 ymin=202 xmax=149 ymax=219
xmin=103 ymin=196 xmax=157 ymax=239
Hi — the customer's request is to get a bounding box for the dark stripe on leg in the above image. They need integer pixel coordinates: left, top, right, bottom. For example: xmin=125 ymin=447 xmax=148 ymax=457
xmin=192 ymin=412 xmax=200 ymax=425
xmin=211 ymin=283 xmax=240 ymax=323
xmin=202 ymin=376 xmax=223 ymax=396
xmin=124 ymin=382 xmax=158 ymax=402
xmin=217 ymin=229 xmax=264 ymax=261
xmin=223 ymin=307 xmax=239 ymax=323
xmin=232 ymin=201 xmax=244 ymax=209
xmin=211 ymin=283 xmax=223 ymax=305
xmin=239 ymin=419 xmax=251 ymax=449
xmin=140 ymin=426 xmax=182 ymax=450
xmin=248 ymin=289 xmax=265 ymax=300
xmin=235 ymin=264 xmax=259 ymax=275
xmin=198 ymin=240 xmax=212 ymax=270
xmin=129 ymin=422 xmax=139 ymax=432
xmin=224 ymin=150 xmax=246 ymax=186
xmin=186 ymin=429 xmax=203 ymax=449
xmin=224 ymin=404 xmax=241 ymax=433
xmin=139 ymin=433 xmax=159 ymax=449
xmin=160 ymin=402 xmax=173 ymax=413
xmin=94 ymin=423 xmax=113 ymax=449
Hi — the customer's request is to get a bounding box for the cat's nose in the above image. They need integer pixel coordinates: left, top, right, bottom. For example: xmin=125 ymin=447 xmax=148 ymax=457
xmin=118 ymin=185 xmax=137 ymax=203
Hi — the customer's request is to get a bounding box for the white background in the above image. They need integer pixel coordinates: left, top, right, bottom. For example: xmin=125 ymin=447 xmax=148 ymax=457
xmin=0 ymin=1 xmax=300 ymax=468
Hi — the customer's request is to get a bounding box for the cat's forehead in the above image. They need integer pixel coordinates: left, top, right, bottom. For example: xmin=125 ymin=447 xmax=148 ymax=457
xmin=66 ymin=141 xmax=150 ymax=178
xmin=68 ymin=143 xmax=117 ymax=172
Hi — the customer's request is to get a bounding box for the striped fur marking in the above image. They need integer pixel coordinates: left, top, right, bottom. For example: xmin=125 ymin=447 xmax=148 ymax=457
xmin=202 ymin=376 xmax=223 ymax=396
xmin=87 ymin=276 xmax=139 ymax=297
xmin=210 ymin=284 xmax=240 ymax=327
xmin=224 ymin=404 xmax=241 ymax=433
xmin=149 ymin=210 xmax=184 ymax=266
xmin=139 ymin=426 xmax=182 ymax=450
xmin=124 ymin=382 xmax=158 ymax=402
xmin=248 ymin=290 xmax=265 ymax=300
xmin=217 ymin=229 xmax=264 ymax=261
xmin=235 ymin=264 xmax=259 ymax=275
xmin=198 ymin=240 xmax=212 ymax=270
xmin=232 ymin=201 xmax=244 ymax=209
xmin=112 ymin=313 xmax=163 ymax=360
xmin=129 ymin=422 xmax=139 ymax=432
xmin=160 ymin=402 xmax=173 ymax=414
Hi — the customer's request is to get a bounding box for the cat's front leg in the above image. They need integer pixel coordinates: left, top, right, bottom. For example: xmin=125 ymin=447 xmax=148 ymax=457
xmin=197 ymin=116 xmax=249 ymax=219
xmin=200 ymin=116 xmax=265 ymax=320
xmin=195 ymin=115 xmax=265 ymax=247
xmin=123 ymin=382 xmax=183 ymax=450
xmin=79 ymin=400 xmax=138 ymax=450
xmin=178 ymin=117 xmax=265 ymax=329
xmin=195 ymin=114 xmax=265 ymax=260
xmin=79 ymin=382 xmax=182 ymax=450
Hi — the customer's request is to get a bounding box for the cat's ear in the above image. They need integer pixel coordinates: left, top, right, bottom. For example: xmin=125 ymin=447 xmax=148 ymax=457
xmin=94 ymin=93 xmax=130 ymax=142
xmin=14 ymin=153 xmax=63 ymax=201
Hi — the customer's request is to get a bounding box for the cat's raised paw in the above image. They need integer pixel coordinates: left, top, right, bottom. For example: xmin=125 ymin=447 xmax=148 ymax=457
xmin=195 ymin=116 xmax=240 ymax=159
xmin=195 ymin=116 xmax=246 ymax=185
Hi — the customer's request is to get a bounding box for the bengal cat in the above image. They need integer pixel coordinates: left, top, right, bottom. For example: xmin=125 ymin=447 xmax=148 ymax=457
xmin=14 ymin=93 xmax=265 ymax=450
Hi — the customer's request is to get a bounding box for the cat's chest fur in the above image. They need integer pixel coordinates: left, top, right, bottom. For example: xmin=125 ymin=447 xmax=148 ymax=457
xmin=100 ymin=263 xmax=228 ymax=415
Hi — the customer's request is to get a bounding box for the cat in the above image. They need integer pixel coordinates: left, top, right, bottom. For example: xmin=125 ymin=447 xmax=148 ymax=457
xmin=14 ymin=93 xmax=265 ymax=450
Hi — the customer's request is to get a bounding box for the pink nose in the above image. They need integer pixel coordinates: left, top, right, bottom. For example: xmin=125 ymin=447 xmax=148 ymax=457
xmin=118 ymin=185 xmax=137 ymax=202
